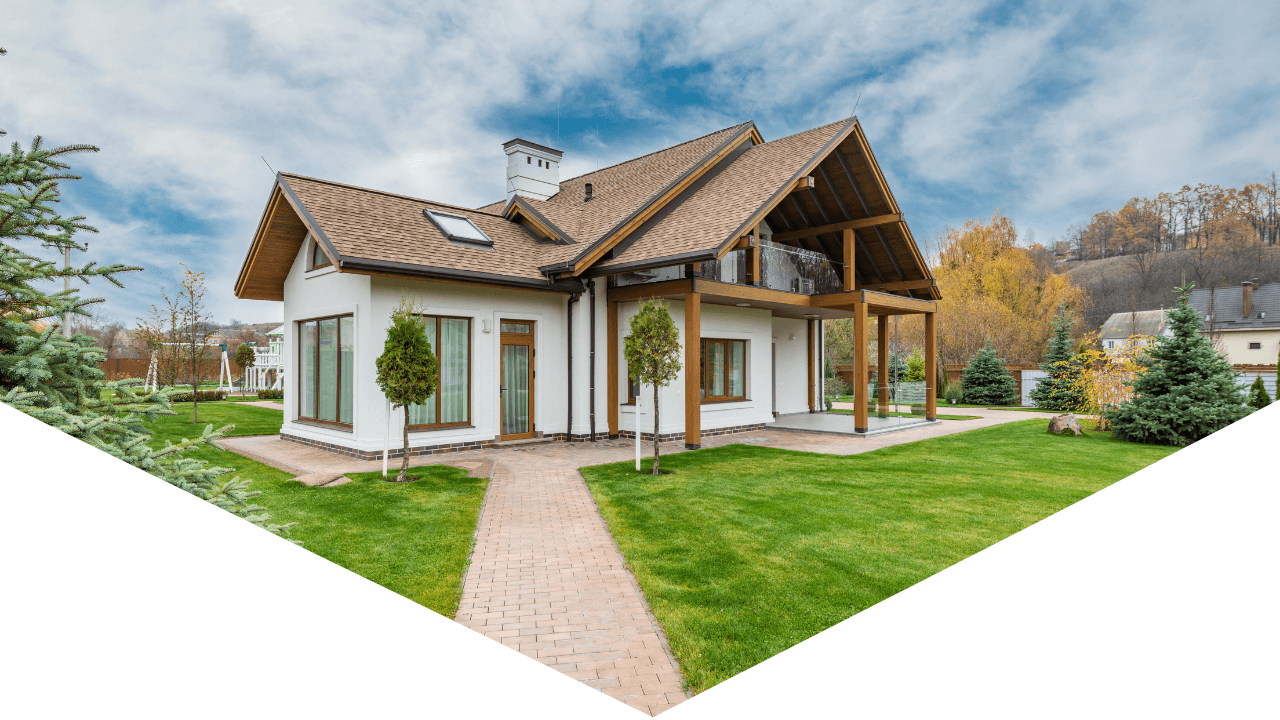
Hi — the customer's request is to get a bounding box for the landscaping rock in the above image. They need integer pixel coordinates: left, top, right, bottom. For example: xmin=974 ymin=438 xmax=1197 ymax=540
xmin=292 ymin=472 xmax=351 ymax=487
xmin=1048 ymin=413 xmax=1083 ymax=436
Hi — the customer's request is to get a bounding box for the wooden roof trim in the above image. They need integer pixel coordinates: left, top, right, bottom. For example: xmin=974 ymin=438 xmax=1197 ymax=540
xmin=233 ymin=185 xmax=286 ymax=299
xmin=505 ymin=196 xmax=573 ymax=244
xmin=276 ymin=175 xmax=342 ymax=267
xmin=714 ymin=117 xmax=859 ymax=260
xmin=565 ymin=123 xmax=759 ymax=276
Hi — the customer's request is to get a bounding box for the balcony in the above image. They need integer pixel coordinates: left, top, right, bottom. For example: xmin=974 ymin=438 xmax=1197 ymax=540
xmin=613 ymin=240 xmax=844 ymax=295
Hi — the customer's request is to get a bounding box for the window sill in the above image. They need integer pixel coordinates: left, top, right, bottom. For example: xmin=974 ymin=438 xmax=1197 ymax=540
xmin=295 ymin=417 xmax=353 ymax=432
xmin=305 ymin=265 xmax=337 ymax=279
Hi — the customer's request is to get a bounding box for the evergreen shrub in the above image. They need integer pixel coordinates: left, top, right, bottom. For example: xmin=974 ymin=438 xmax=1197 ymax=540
xmin=257 ymin=388 xmax=284 ymax=400
xmin=960 ymin=342 xmax=1018 ymax=406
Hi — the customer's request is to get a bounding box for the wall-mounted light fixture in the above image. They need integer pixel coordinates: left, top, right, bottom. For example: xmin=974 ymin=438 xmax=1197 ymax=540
xmin=482 ymin=319 xmax=492 ymax=333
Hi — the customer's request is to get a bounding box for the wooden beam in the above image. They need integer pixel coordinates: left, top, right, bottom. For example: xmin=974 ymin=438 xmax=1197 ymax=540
xmin=854 ymin=301 xmax=868 ymax=431
xmin=789 ymin=176 xmax=815 ymax=193
xmin=606 ymin=278 xmax=694 ymax=303
xmin=836 ymin=146 xmax=905 ymax=282
xmin=854 ymin=278 xmax=937 ymax=293
xmin=807 ymin=319 xmax=816 ymax=413
xmin=925 ymin=311 xmax=937 ymax=421
xmin=607 ymin=300 xmax=619 ymax=437
xmin=771 ymin=213 xmax=903 ymax=243
xmin=684 ymin=292 xmax=701 ymax=449
xmin=863 ymin=290 xmax=937 ymax=315
xmin=877 ymin=314 xmax=889 ymax=415
xmin=842 ymin=228 xmax=855 ymax=291
xmin=691 ymin=279 xmax=810 ymax=307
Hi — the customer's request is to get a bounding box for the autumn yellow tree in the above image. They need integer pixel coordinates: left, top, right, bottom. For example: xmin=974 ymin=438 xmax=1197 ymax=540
xmin=927 ymin=212 xmax=1088 ymax=366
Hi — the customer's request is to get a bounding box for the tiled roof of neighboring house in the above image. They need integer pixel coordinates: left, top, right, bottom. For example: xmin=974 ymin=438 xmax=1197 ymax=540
xmin=1188 ymin=283 xmax=1280 ymax=331
xmin=597 ymin=120 xmax=851 ymax=271
xmin=1099 ymin=309 xmax=1170 ymax=339
xmin=281 ymin=173 xmax=560 ymax=285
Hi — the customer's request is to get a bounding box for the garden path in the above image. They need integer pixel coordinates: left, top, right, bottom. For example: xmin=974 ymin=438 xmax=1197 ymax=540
xmin=217 ymin=407 xmax=1059 ymax=714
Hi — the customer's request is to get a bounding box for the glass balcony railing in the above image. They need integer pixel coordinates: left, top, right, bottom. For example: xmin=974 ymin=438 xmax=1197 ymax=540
xmin=611 ymin=240 xmax=846 ymax=295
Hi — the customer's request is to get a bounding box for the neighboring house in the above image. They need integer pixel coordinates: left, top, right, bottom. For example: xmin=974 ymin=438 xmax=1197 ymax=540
xmin=234 ymin=118 xmax=941 ymax=459
xmin=1098 ymin=309 xmax=1172 ymax=355
xmin=1188 ymin=282 xmax=1280 ymax=365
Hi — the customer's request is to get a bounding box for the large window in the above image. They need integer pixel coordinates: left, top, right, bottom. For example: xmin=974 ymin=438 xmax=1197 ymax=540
xmin=407 ymin=316 xmax=471 ymax=429
xmin=701 ymin=339 xmax=746 ymax=402
xmin=299 ymin=315 xmax=354 ymax=426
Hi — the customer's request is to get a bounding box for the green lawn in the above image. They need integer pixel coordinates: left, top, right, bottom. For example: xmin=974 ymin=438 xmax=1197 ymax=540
xmin=580 ymin=419 xmax=1177 ymax=693
xmin=142 ymin=404 xmax=486 ymax=617
xmin=829 ymin=408 xmax=980 ymax=421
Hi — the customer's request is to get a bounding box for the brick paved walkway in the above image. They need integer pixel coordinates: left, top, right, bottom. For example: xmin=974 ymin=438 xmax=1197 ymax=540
xmin=218 ymin=408 xmax=1057 ymax=714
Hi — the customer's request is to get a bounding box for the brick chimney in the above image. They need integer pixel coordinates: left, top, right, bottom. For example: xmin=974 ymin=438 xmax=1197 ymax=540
xmin=1242 ymin=281 xmax=1254 ymax=318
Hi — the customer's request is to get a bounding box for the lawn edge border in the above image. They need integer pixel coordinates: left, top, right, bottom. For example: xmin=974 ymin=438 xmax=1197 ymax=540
xmin=452 ymin=458 xmax=498 ymax=623
xmin=574 ymin=468 xmax=693 ymax=699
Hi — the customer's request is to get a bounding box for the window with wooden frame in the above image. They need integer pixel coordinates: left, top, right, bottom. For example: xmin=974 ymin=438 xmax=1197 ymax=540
xmin=407 ymin=315 xmax=472 ymax=429
xmin=700 ymin=338 xmax=746 ymax=402
xmin=298 ymin=314 xmax=354 ymax=427
xmin=626 ymin=365 xmax=640 ymax=404
xmin=310 ymin=236 xmax=332 ymax=270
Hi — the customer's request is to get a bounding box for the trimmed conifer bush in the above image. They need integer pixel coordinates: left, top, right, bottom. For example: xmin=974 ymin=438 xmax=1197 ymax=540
xmin=1106 ymin=283 xmax=1251 ymax=446
xmin=1247 ymin=376 xmax=1271 ymax=409
xmin=960 ymin=342 xmax=1018 ymax=405
xmin=1029 ymin=305 xmax=1085 ymax=411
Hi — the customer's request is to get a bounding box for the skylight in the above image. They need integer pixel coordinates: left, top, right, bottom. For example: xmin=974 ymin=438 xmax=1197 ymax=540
xmin=424 ymin=209 xmax=494 ymax=247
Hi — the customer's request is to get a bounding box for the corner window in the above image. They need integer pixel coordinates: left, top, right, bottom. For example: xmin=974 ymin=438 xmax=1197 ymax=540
xmin=407 ymin=316 xmax=472 ymax=429
xmin=423 ymin=209 xmax=494 ymax=248
xmin=701 ymin=339 xmax=746 ymax=402
xmin=310 ymin=237 xmax=332 ymax=270
xmin=299 ymin=315 xmax=353 ymax=426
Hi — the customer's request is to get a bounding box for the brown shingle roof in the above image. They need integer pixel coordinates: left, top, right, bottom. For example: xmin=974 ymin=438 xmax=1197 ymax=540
xmin=281 ymin=173 xmax=555 ymax=283
xmin=526 ymin=123 xmax=755 ymax=266
xmin=597 ymin=119 xmax=852 ymax=270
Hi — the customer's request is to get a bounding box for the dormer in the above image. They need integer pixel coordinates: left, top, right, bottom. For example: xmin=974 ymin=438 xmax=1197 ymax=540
xmin=504 ymin=138 xmax=563 ymax=201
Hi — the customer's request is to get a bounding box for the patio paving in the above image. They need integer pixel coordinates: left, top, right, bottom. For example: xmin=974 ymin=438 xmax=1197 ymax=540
xmin=216 ymin=406 xmax=1059 ymax=713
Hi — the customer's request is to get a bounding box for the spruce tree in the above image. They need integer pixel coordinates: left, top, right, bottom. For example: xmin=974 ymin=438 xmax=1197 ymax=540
xmin=1029 ymin=304 xmax=1085 ymax=410
xmin=1106 ymin=283 xmax=1251 ymax=446
xmin=1 ymin=127 xmax=293 ymax=539
xmin=1247 ymin=376 xmax=1271 ymax=409
xmin=960 ymin=341 xmax=1018 ymax=405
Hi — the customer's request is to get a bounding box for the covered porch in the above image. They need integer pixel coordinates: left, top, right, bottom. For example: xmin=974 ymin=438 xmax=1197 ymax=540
xmin=605 ymin=276 xmax=938 ymax=447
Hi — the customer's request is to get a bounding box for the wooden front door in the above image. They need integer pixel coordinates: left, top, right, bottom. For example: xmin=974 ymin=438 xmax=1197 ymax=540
xmin=499 ymin=320 xmax=535 ymax=440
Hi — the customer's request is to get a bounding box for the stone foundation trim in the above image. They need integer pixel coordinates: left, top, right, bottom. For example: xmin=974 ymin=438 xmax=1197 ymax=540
xmin=280 ymin=433 xmax=493 ymax=460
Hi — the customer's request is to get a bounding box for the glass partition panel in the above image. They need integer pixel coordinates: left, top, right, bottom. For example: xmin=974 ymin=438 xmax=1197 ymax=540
xmin=317 ymin=318 xmax=338 ymax=422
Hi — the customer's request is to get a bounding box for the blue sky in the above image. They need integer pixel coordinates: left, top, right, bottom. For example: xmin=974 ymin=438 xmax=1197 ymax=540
xmin=3 ymin=0 xmax=1278 ymax=325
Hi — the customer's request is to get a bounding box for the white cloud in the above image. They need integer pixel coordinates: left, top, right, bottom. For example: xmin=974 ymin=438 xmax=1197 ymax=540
xmin=2 ymin=0 xmax=1276 ymax=321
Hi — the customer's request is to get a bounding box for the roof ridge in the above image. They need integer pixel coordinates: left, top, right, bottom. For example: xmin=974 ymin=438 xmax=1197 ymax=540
xmin=756 ymin=117 xmax=851 ymax=147
xmin=278 ymin=172 xmax=509 ymax=218
xmin=556 ymin=122 xmax=753 ymax=186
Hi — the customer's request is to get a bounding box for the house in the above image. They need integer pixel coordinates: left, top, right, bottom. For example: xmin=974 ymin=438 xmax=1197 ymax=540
xmin=233 ymin=118 xmax=940 ymax=459
xmin=1188 ymin=282 xmax=1280 ymax=365
xmin=1098 ymin=309 xmax=1172 ymax=355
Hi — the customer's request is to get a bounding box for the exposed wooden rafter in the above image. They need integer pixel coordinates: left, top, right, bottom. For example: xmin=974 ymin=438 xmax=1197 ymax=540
xmin=770 ymin=213 xmax=903 ymax=243
xmin=835 ymin=146 xmax=906 ymax=283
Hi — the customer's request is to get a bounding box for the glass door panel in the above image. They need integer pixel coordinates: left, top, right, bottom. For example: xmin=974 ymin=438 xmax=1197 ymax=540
xmin=501 ymin=344 xmax=530 ymax=436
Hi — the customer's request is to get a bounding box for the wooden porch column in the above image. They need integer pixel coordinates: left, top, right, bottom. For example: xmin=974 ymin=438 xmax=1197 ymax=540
xmin=807 ymin=319 xmax=816 ymax=412
xmin=746 ymin=225 xmax=761 ymax=286
xmin=854 ymin=301 xmax=868 ymax=431
xmin=877 ymin=314 xmax=889 ymax=415
xmin=843 ymin=228 xmax=855 ymax=290
xmin=684 ymin=292 xmax=701 ymax=449
xmin=607 ymin=300 xmax=619 ymax=437
xmin=925 ymin=310 xmax=937 ymax=421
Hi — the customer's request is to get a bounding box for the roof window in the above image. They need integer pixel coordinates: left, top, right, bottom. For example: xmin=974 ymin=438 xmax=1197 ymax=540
xmin=424 ymin=209 xmax=494 ymax=248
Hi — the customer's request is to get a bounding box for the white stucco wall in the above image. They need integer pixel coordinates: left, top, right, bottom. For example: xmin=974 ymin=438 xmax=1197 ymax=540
xmin=278 ymin=237 xmax=822 ymax=452
xmin=616 ymin=300 xmax=810 ymax=436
